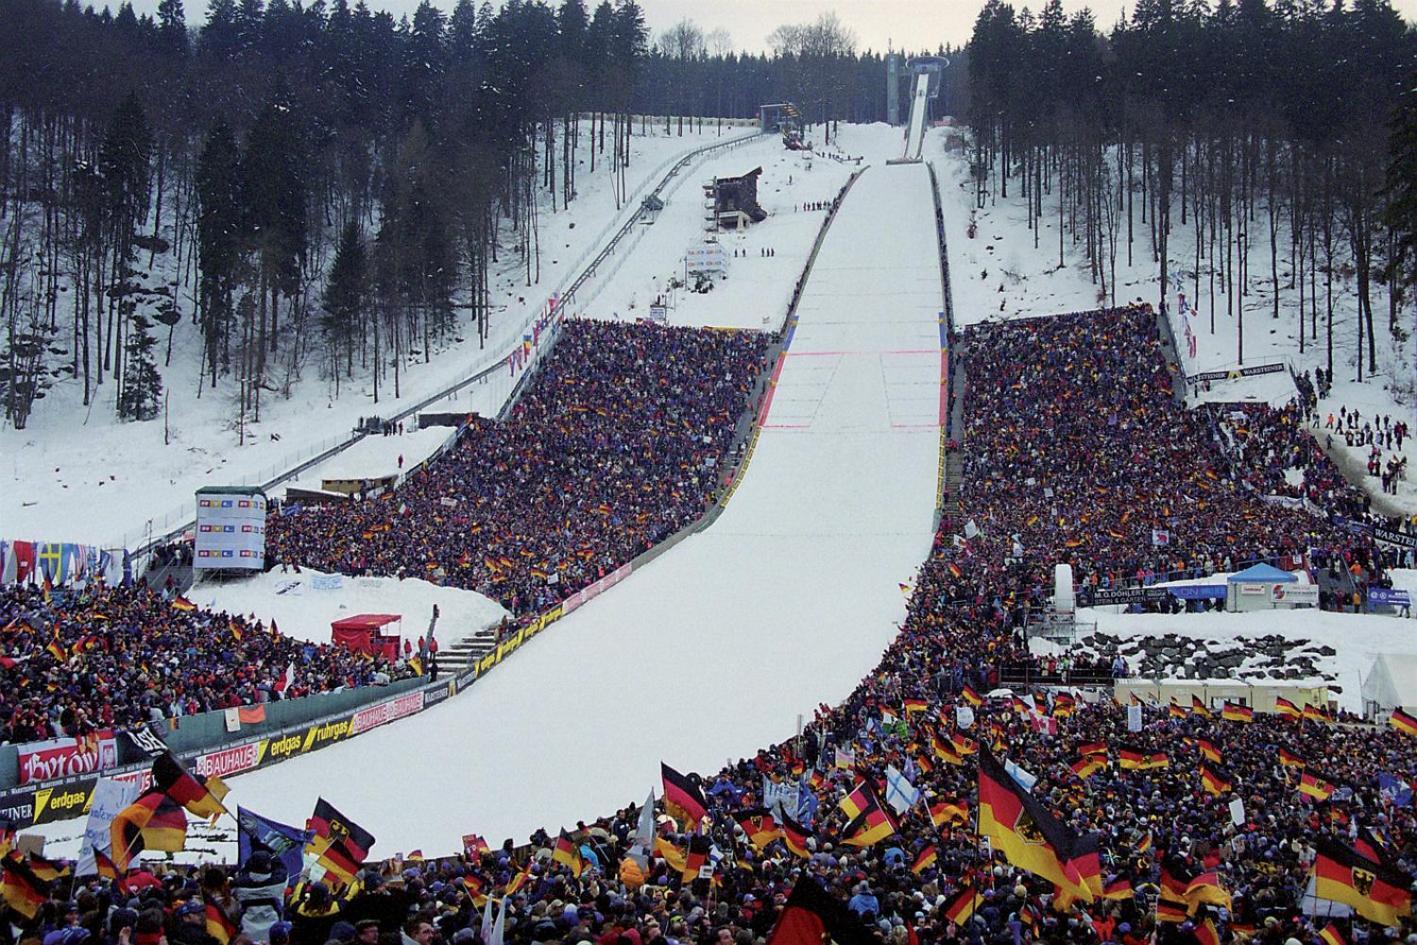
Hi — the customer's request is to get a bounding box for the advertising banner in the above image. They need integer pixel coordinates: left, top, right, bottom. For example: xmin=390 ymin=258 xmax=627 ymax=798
xmin=18 ymin=732 xmax=118 ymax=785
xmin=75 ymin=778 xmax=140 ymax=876
xmin=194 ymin=490 xmax=267 ymax=571
xmin=1269 ymin=583 xmax=1319 ymax=606
xmin=1088 ymin=586 xmax=1169 ymax=607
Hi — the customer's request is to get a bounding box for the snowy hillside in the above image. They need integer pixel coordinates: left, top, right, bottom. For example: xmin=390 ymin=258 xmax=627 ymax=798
xmin=1 ymin=124 xmax=751 ymax=550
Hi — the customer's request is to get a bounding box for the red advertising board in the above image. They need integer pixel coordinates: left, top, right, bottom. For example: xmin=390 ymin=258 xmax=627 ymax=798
xmin=17 ymin=733 xmax=118 ymax=785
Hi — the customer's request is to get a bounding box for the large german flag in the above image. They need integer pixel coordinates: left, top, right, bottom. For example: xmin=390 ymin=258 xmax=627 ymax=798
xmin=1222 ymin=701 xmax=1253 ymax=723
xmin=682 ymin=834 xmax=711 ymax=884
xmin=1184 ymin=871 xmax=1233 ymax=913
xmin=931 ymin=731 xmax=964 ymax=765
xmin=1304 ymin=703 xmax=1332 ymax=724
xmin=0 ymin=854 xmax=49 ymax=919
xmin=653 ymin=837 xmax=687 ymax=873
xmin=1390 ymin=708 xmax=1417 ymax=736
xmin=1356 ymin=827 xmax=1395 ymax=867
xmin=1191 ymin=695 xmax=1212 ymax=718
xmin=154 ymin=752 xmax=228 ymax=820
xmin=110 ymin=789 xmax=187 ymax=870
xmin=961 ymin=685 xmax=984 ymax=707
xmin=1076 ymin=741 xmax=1107 ymax=757
xmin=734 ymin=808 xmax=780 ymax=850
xmin=305 ymin=798 xmax=375 ymax=885
xmin=1071 ymin=756 xmax=1106 ymax=780
xmin=1278 ymin=748 xmax=1305 ymax=769
xmin=1312 ymin=838 xmax=1413 ymax=927
xmin=1118 ymin=746 xmax=1148 ymax=770
xmin=977 ymin=749 xmax=1094 ymax=901
xmin=764 ymin=877 xmax=874 ymax=945
xmin=661 ymin=763 xmax=707 ymax=829
xmin=1194 ymin=917 xmax=1220 ymax=945
xmin=1102 ymin=877 xmax=1133 ymax=901
xmin=780 ymin=814 xmax=812 ymax=859
xmin=1275 ymin=697 xmax=1302 ymax=720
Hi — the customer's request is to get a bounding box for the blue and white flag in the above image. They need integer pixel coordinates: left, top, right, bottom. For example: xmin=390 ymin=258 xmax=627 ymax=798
xmin=1003 ymin=758 xmax=1038 ymax=794
xmin=885 ymin=764 xmax=921 ymax=815
xmin=238 ymin=806 xmax=312 ymax=879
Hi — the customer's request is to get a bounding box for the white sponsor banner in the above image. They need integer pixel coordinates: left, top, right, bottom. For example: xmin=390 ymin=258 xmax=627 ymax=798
xmin=1270 ymin=583 xmax=1319 ymax=605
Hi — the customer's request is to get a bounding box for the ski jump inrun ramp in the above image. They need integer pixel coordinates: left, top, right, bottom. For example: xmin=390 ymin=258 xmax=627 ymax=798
xmin=903 ymin=71 xmax=930 ymax=161
xmin=214 ymin=163 xmax=948 ymax=854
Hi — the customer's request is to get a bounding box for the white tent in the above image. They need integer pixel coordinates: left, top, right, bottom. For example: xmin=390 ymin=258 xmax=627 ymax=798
xmin=1360 ymin=653 xmax=1417 ymax=717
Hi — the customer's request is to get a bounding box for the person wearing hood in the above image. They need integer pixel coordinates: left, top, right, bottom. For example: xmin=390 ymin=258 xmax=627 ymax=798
xmin=234 ymin=852 xmax=288 ymax=944
xmin=290 ymin=884 xmax=342 ymax=945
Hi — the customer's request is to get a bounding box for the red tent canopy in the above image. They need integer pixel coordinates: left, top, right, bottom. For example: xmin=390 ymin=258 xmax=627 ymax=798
xmin=331 ymin=614 xmax=402 ymax=658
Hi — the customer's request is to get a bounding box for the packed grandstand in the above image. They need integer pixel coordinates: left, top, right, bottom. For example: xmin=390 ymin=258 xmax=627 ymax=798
xmin=5 ymin=305 xmax=1417 ymax=945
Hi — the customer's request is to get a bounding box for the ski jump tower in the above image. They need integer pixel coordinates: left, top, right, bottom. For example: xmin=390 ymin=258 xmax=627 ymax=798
xmin=886 ymin=55 xmax=949 ymax=163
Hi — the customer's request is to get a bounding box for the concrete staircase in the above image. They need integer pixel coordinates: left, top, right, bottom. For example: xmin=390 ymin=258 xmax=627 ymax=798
xmin=435 ymin=625 xmax=500 ymax=672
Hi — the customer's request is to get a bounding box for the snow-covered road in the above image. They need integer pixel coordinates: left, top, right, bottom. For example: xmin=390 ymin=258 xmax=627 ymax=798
xmin=202 ymin=163 xmax=945 ymax=856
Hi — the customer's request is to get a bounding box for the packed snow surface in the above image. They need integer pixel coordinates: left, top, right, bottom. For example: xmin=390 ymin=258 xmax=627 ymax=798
xmin=178 ymin=160 xmax=945 ymax=856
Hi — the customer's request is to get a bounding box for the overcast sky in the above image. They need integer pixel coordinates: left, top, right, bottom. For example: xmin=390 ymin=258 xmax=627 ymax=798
xmin=139 ymin=0 xmax=1417 ymax=54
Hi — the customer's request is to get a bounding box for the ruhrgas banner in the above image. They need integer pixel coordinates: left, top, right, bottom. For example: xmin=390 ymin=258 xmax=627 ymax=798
xmin=18 ymin=732 xmax=118 ymax=784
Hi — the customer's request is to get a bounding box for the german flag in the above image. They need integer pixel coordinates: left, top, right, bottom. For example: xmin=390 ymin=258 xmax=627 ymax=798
xmin=950 ymin=731 xmax=979 ymax=756
xmin=305 ymin=798 xmax=375 ymax=885
xmin=734 ymin=808 xmax=780 ymax=850
xmin=1355 ymin=827 xmax=1395 ymax=866
xmin=910 ymin=844 xmax=938 ymax=876
xmin=1155 ymin=901 xmax=1188 ymax=924
xmin=45 ymin=636 xmax=65 ymax=662
xmin=1278 ymin=748 xmax=1305 ymax=768
xmin=1195 ymin=738 xmax=1222 ymax=764
xmin=931 ymin=732 xmax=964 ymax=765
xmin=1191 ymin=695 xmax=1212 ymax=718
xmin=961 ymin=685 xmax=984 ymax=707
xmin=552 ymin=829 xmax=585 ymax=878
xmin=1077 ymin=741 xmax=1107 ymax=757
xmin=503 ymin=861 xmax=532 ymax=897
xmin=111 ymin=789 xmax=188 ymax=870
xmin=1299 ymin=771 xmax=1337 ymax=801
xmin=1199 ymin=763 xmax=1232 ymax=797
xmin=764 ymin=876 xmax=874 ymax=945
xmin=1389 ymin=708 xmax=1417 ymax=736
xmin=682 ymin=834 xmax=710 ymax=883
xmin=1118 ymin=746 xmax=1148 ymax=770
xmin=977 ymin=749 xmax=1094 ymax=901
xmin=1184 ymin=871 xmax=1233 ymax=913
xmin=1102 ymin=877 xmax=1133 ymax=900
xmin=1304 ymin=703 xmax=1332 ymax=724
xmin=1158 ymin=857 xmax=1191 ymax=909
xmin=903 ymin=698 xmax=928 ymax=715
xmin=1222 ymin=701 xmax=1254 ymax=723
xmin=1053 ymin=693 xmax=1076 ymax=718
xmin=1312 ymin=838 xmax=1413 ymax=927
xmin=929 ymin=797 xmax=969 ymax=828
xmin=1275 ymin=696 xmax=1301 ymax=720
xmin=461 ymin=874 xmax=488 ymax=907
xmin=808 ymin=770 xmax=825 ymax=791
xmin=780 ymin=814 xmax=812 ymax=859
xmin=838 ymin=780 xmax=879 ymax=820
xmin=93 ymin=848 xmax=120 ymax=881
xmin=1319 ymin=923 xmax=1348 ymax=945
xmin=842 ymin=802 xmax=898 ymax=848
xmin=21 ymin=854 xmax=65 ymax=884
xmin=171 ymin=596 xmax=197 ymax=612
xmin=943 ymin=886 xmax=979 ymax=926
xmin=1146 ymin=752 xmax=1170 ymax=769
xmin=0 ymin=855 xmax=48 ymax=919
xmin=1194 ymin=916 xmax=1220 ymax=945
xmin=205 ymin=902 xmax=238 ymax=945
xmin=653 ymin=837 xmax=687 ymax=873
xmin=947 ymin=562 xmax=962 ymax=579
xmin=914 ymin=755 xmax=935 ymax=776
xmin=1169 ymin=700 xmax=1187 ymax=719
xmin=661 ymin=763 xmax=707 ymax=829
xmin=1071 ymin=756 xmax=1106 ymax=780
xmin=154 ymin=752 xmax=228 ymax=820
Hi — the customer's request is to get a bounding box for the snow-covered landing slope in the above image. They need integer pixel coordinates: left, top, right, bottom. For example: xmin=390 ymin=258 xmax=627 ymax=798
xmin=200 ymin=163 xmax=945 ymax=855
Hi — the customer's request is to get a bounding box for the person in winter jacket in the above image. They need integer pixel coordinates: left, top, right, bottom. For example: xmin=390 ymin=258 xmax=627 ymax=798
xmin=233 ymin=852 xmax=289 ymax=943
xmin=289 ymin=884 xmax=342 ymax=945
xmin=167 ymin=902 xmax=219 ymax=945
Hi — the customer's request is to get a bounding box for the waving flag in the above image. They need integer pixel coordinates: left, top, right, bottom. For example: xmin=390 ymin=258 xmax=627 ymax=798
xmin=661 ymin=763 xmax=707 ymax=828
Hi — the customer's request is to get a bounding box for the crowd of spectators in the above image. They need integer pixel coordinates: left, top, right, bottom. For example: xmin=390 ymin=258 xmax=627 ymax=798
xmin=13 ymin=307 xmax=1417 ymax=945
xmin=265 ymin=320 xmax=769 ymax=616
xmin=0 ymin=582 xmax=410 ymax=744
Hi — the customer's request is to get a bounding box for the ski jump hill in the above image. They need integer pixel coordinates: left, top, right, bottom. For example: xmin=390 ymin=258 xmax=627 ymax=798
xmin=183 ymin=162 xmax=950 ymax=853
